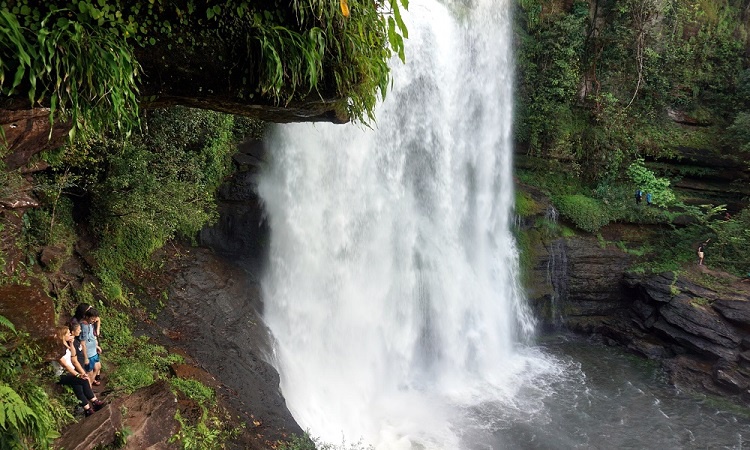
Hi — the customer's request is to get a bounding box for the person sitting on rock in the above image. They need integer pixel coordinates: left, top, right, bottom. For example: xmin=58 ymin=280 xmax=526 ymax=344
xmin=53 ymin=326 xmax=104 ymax=416
xmin=81 ymin=307 xmax=102 ymax=387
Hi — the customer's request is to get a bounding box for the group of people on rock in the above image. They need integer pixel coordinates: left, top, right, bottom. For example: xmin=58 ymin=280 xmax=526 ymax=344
xmin=53 ymin=303 xmax=105 ymax=416
xmin=635 ymin=189 xmax=652 ymax=206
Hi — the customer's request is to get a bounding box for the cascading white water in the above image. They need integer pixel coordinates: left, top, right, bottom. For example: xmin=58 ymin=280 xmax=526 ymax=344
xmin=257 ymin=1 xmax=555 ymax=448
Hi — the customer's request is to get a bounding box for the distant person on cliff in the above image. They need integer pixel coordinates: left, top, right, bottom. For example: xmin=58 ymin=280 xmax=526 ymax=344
xmin=646 ymin=192 xmax=652 ymax=206
xmin=635 ymin=189 xmax=643 ymax=205
xmin=53 ymin=326 xmax=104 ymax=416
xmin=81 ymin=307 xmax=102 ymax=387
xmin=697 ymin=239 xmax=710 ymax=266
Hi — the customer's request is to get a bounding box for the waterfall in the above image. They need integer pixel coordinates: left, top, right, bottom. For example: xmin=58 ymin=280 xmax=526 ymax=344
xmin=544 ymin=206 xmax=568 ymax=329
xmin=257 ymin=1 xmax=554 ymax=448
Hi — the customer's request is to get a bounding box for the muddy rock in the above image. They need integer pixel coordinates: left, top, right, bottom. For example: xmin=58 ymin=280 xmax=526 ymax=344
xmin=0 ymin=107 xmax=70 ymax=170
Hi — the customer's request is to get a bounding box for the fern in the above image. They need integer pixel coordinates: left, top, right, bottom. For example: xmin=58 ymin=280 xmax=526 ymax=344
xmin=0 ymin=383 xmax=62 ymax=450
xmin=0 ymin=383 xmax=38 ymax=445
xmin=0 ymin=315 xmax=15 ymax=333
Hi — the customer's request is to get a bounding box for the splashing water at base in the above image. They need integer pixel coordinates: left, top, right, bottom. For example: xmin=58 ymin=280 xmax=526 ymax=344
xmin=258 ymin=0 xmax=557 ymax=447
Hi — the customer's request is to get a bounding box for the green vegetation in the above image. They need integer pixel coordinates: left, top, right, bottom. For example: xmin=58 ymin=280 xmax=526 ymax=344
xmin=35 ymin=107 xmax=247 ymax=303
xmin=169 ymin=378 xmax=239 ymax=450
xmin=0 ymin=315 xmax=71 ymax=449
xmin=554 ymin=194 xmax=610 ymax=233
xmin=102 ymin=306 xmax=184 ymax=394
xmin=0 ymin=5 xmax=140 ymax=140
xmin=515 ymin=191 xmax=541 ymax=217
xmin=0 ymin=105 xmax=263 ymax=447
xmin=514 ymin=0 xmax=749 ymax=277
xmin=0 ymin=0 xmax=409 ymax=131
xmin=626 ymin=159 xmax=675 ymax=207
xmin=516 ymin=0 xmax=749 ymax=176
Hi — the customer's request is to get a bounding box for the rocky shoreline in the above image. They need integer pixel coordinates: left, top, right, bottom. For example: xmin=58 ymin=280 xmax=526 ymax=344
xmin=526 ymin=224 xmax=750 ymax=406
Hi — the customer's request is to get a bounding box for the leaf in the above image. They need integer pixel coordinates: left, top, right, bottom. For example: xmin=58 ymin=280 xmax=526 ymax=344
xmin=11 ymin=65 xmax=25 ymax=92
xmin=392 ymin=1 xmax=409 ymax=39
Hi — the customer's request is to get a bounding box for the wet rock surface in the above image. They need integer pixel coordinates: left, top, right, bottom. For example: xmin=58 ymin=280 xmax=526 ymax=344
xmin=518 ymin=178 xmax=750 ymax=405
xmin=151 ymin=247 xmax=302 ymax=449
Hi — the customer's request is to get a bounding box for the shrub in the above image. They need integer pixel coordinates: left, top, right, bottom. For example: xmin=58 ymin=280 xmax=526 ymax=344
xmin=170 ymin=378 xmax=214 ymax=406
xmin=554 ymin=194 xmax=611 ymax=233
xmin=627 ymin=158 xmax=676 ymax=207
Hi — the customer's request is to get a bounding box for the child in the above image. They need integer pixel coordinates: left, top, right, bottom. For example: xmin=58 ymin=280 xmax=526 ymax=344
xmin=81 ymin=307 xmax=102 ymax=387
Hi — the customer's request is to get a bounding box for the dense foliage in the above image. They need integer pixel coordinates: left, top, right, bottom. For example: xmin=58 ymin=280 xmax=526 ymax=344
xmin=515 ymin=0 xmax=750 ymax=276
xmin=0 ymin=0 xmax=408 ymax=133
xmin=515 ymin=0 xmax=749 ymax=175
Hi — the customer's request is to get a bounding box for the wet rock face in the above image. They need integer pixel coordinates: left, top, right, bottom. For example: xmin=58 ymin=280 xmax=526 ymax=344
xmin=526 ymin=233 xmax=634 ymax=327
xmin=623 ymin=273 xmax=750 ymax=402
xmin=154 ymin=247 xmax=302 ymax=448
xmin=199 ymin=140 xmax=269 ymax=272
xmin=524 ymin=213 xmax=750 ymax=404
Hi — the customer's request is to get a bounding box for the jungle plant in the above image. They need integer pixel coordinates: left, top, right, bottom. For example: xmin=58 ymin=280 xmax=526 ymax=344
xmin=0 ymin=316 xmax=70 ymax=449
xmin=0 ymin=1 xmax=410 ymax=131
xmin=726 ymin=112 xmax=750 ymax=153
xmin=554 ymin=194 xmax=611 ymax=233
xmin=169 ymin=379 xmax=237 ymax=450
xmin=627 ymin=158 xmax=675 ymax=207
xmin=0 ymin=7 xmax=140 ymax=140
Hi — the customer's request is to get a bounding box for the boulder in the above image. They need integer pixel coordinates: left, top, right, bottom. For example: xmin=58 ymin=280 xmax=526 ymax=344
xmin=713 ymin=299 xmax=750 ymax=327
xmin=659 ymin=296 xmax=742 ymax=349
xmin=56 ymin=381 xmax=178 ymax=450
xmin=713 ymin=361 xmax=750 ymax=394
xmin=0 ymin=282 xmax=58 ymax=360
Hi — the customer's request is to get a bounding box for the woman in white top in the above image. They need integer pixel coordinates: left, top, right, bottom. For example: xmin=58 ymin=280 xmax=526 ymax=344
xmin=54 ymin=326 xmax=104 ymax=417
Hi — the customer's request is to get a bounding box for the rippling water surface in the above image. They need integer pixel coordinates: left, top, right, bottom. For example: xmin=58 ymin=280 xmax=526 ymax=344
xmin=461 ymin=334 xmax=750 ymax=449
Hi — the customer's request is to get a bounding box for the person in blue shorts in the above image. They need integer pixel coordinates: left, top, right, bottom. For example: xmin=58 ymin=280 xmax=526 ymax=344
xmin=81 ymin=307 xmax=102 ymax=386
